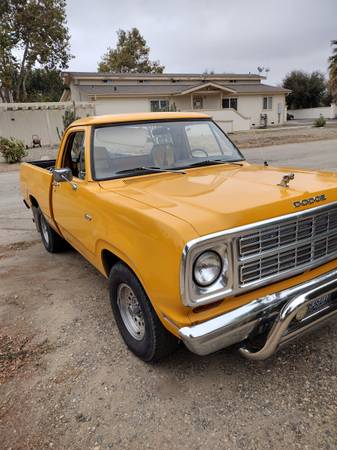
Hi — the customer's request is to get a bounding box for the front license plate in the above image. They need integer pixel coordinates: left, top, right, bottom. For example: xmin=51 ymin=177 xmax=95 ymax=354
xmin=308 ymin=294 xmax=333 ymax=315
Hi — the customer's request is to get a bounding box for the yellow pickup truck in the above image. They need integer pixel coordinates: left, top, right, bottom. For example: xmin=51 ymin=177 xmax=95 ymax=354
xmin=20 ymin=112 xmax=337 ymax=362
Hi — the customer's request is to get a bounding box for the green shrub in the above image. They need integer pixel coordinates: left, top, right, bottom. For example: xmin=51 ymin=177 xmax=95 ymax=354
xmin=313 ymin=115 xmax=326 ymax=127
xmin=0 ymin=137 xmax=27 ymax=163
xmin=62 ymin=109 xmax=79 ymax=129
xmin=56 ymin=109 xmax=80 ymax=140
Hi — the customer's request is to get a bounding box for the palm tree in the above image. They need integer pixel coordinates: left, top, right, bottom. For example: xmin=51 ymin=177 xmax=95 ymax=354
xmin=328 ymin=40 xmax=337 ymax=102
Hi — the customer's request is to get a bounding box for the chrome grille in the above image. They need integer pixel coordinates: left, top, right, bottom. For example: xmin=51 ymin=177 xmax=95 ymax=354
xmin=238 ymin=205 xmax=337 ymax=286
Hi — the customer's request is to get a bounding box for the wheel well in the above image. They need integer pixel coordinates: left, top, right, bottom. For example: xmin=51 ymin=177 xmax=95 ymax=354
xmin=101 ymin=249 xmax=121 ymax=277
xmin=29 ymin=195 xmax=39 ymax=208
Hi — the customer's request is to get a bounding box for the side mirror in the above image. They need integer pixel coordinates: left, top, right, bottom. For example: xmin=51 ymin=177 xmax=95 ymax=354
xmin=53 ymin=167 xmax=73 ymax=183
xmin=53 ymin=168 xmax=78 ymax=191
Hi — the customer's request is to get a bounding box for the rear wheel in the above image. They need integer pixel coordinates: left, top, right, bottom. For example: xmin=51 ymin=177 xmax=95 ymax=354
xmin=37 ymin=208 xmax=66 ymax=253
xmin=109 ymin=262 xmax=179 ymax=362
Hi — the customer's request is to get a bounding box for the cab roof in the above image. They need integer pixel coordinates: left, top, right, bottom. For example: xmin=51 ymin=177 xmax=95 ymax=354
xmin=69 ymin=111 xmax=210 ymax=127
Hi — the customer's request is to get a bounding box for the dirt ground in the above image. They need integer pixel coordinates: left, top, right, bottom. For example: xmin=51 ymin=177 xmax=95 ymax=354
xmin=230 ymin=125 xmax=337 ymax=149
xmin=1 ymin=141 xmax=337 ymax=450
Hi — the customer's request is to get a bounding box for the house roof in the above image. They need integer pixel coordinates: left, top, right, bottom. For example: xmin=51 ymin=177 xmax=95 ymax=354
xmin=178 ymin=82 xmax=237 ymax=95
xmin=76 ymin=82 xmax=290 ymax=98
xmin=78 ymin=84 xmax=186 ymax=96
xmin=63 ymin=71 xmax=265 ymax=81
xmin=232 ymin=84 xmax=291 ymax=94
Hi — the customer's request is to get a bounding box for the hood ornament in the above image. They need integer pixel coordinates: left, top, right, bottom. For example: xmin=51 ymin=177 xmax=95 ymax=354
xmin=278 ymin=173 xmax=295 ymax=188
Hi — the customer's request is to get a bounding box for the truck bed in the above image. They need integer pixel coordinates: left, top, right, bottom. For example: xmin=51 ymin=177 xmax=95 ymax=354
xmin=20 ymin=160 xmax=55 ymax=219
xmin=27 ymin=159 xmax=56 ymax=170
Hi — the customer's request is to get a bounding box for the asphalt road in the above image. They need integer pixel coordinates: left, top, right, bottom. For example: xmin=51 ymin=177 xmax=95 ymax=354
xmin=1 ymin=139 xmax=337 ymax=449
xmin=242 ymin=138 xmax=337 ymax=172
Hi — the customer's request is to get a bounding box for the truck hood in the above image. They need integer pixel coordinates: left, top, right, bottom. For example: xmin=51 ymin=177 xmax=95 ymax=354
xmin=100 ymin=163 xmax=337 ymax=236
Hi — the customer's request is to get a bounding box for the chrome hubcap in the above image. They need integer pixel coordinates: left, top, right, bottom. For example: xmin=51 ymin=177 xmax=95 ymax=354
xmin=40 ymin=215 xmax=49 ymax=245
xmin=117 ymin=283 xmax=145 ymax=340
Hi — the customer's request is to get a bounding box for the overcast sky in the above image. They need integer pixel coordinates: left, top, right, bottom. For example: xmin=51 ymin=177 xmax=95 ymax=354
xmin=66 ymin=0 xmax=337 ymax=85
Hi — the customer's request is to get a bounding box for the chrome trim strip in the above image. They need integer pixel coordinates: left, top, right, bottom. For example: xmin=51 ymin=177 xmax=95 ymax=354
xmin=180 ymin=238 xmax=234 ymax=307
xmin=180 ymin=201 xmax=337 ymax=307
xmin=179 ymin=267 xmax=337 ymax=357
xmin=186 ymin=201 xmax=337 ymax=248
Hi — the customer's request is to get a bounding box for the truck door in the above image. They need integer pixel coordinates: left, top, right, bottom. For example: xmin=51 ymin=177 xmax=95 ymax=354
xmin=52 ymin=127 xmax=96 ymax=257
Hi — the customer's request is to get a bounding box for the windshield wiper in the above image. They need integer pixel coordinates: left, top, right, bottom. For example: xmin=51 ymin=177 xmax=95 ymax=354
xmin=115 ymin=166 xmax=186 ymax=175
xmin=183 ymin=159 xmax=244 ymax=169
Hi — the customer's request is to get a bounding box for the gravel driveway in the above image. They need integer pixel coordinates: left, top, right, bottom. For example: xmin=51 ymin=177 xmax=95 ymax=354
xmin=1 ymin=140 xmax=337 ymax=450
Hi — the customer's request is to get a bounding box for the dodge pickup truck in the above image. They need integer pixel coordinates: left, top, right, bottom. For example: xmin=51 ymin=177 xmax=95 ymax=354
xmin=20 ymin=112 xmax=337 ymax=362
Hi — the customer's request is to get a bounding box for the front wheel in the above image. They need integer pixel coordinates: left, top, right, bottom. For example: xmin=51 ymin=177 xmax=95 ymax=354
xmin=37 ymin=208 xmax=66 ymax=253
xmin=109 ymin=262 xmax=179 ymax=362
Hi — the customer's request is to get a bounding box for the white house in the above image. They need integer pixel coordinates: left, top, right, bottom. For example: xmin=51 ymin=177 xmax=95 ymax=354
xmin=61 ymin=72 xmax=290 ymax=132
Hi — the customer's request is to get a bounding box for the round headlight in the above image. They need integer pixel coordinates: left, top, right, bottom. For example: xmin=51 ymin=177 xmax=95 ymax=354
xmin=193 ymin=251 xmax=223 ymax=287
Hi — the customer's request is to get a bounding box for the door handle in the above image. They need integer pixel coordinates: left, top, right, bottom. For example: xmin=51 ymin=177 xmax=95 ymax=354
xmin=84 ymin=213 xmax=92 ymax=221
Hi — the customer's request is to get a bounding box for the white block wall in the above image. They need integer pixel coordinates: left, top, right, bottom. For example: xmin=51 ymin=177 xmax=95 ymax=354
xmin=287 ymin=105 xmax=336 ymax=120
xmin=0 ymin=102 xmax=95 ymax=147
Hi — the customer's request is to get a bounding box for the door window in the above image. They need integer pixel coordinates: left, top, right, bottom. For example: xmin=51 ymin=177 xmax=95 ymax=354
xmin=62 ymin=131 xmax=86 ymax=179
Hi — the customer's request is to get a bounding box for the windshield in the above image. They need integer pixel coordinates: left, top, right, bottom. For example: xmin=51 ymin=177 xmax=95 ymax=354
xmin=92 ymin=119 xmax=244 ymax=180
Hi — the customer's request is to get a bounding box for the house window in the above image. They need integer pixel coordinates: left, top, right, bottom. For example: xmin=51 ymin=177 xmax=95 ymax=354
xmin=193 ymin=95 xmax=203 ymax=109
xmin=263 ymin=96 xmax=273 ymax=110
xmin=222 ymin=97 xmax=238 ymax=110
xmin=150 ymin=100 xmax=169 ymax=112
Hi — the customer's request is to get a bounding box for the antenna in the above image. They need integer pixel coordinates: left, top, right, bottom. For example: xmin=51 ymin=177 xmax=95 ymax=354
xmin=252 ymin=66 xmax=271 ymax=165
xmin=250 ymin=125 xmax=269 ymax=167
xmin=257 ymin=66 xmax=271 ymax=78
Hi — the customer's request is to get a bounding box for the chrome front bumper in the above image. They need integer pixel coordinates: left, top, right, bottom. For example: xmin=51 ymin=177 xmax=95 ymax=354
xmin=179 ymin=268 xmax=337 ymax=360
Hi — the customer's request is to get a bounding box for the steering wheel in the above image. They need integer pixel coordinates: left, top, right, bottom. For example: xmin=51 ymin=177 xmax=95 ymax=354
xmin=191 ymin=148 xmax=209 ymax=158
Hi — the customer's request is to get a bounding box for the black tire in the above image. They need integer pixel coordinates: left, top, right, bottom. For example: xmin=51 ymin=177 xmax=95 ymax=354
xmin=37 ymin=208 xmax=66 ymax=253
xmin=109 ymin=262 xmax=179 ymax=362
